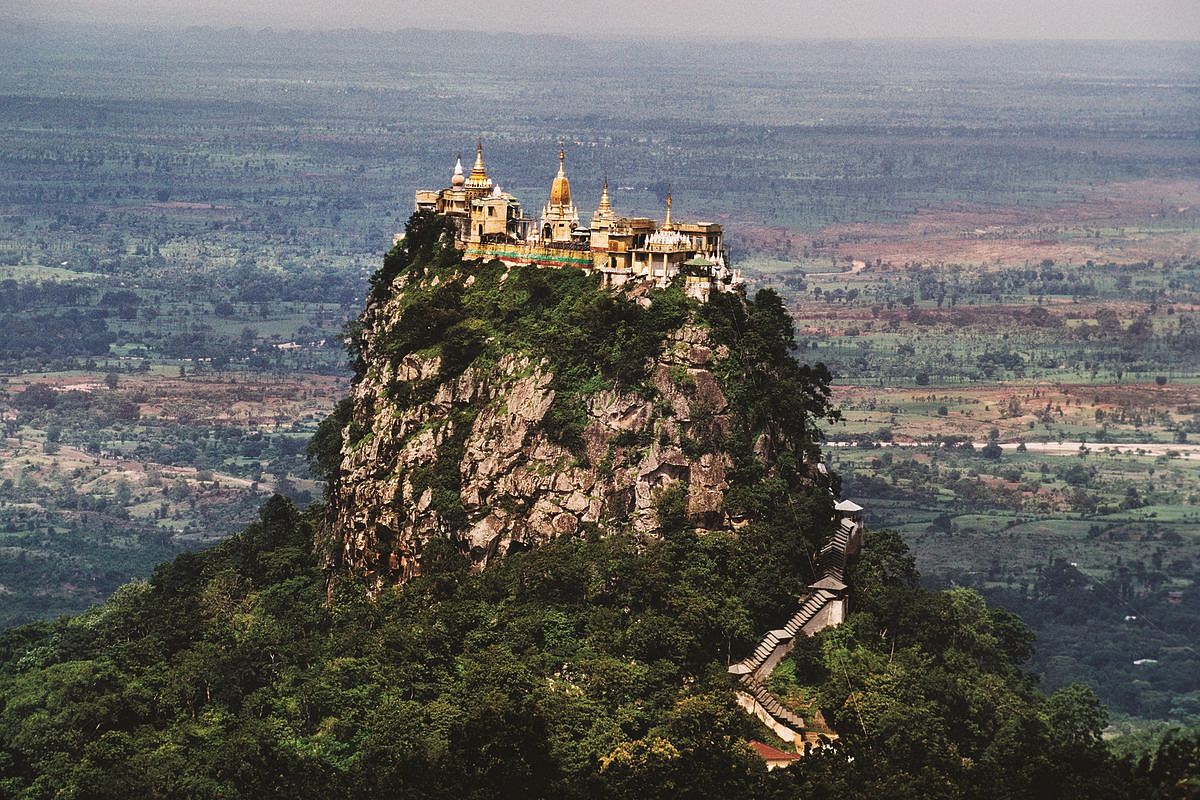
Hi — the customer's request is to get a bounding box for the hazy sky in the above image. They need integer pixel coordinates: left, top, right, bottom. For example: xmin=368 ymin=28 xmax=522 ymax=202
xmin=8 ymin=0 xmax=1200 ymax=40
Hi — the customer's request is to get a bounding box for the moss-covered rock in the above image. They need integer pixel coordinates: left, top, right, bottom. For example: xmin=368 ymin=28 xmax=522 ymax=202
xmin=325 ymin=211 xmax=838 ymax=592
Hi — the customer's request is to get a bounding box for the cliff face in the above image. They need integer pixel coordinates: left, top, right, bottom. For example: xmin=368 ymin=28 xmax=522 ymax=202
xmin=332 ymin=325 xmax=737 ymax=589
xmin=325 ymin=213 xmax=834 ymax=591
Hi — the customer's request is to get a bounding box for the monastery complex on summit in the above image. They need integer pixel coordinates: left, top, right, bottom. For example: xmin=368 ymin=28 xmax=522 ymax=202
xmin=414 ymin=143 xmax=742 ymax=301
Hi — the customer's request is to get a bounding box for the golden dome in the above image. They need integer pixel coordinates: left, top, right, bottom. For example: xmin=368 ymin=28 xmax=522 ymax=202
xmin=549 ymin=146 xmax=572 ymax=207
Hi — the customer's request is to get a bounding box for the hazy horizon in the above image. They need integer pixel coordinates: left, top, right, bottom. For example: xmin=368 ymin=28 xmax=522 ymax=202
xmin=5 ymin=0 xmax=1200 ymax=42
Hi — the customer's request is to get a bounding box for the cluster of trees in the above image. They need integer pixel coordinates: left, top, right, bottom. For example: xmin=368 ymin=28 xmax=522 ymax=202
xmin=12 ymin=383 xmax=139 ymax=426
xmin=0 ymin=261 xmax=355 ymax=374
xmin=0 ymin=506 xmax=184 ymax=628
xmin=985 ymin=559 xmax=1200 ymax=721
xmin=0 ymin=279 xmax=92 ymax=311
xmin=0 ymin=309 xmax=114 ymax=360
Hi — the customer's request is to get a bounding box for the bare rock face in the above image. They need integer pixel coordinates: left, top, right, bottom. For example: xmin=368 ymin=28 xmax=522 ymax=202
xmin=328 ymin=296 xmax=739 ymax=592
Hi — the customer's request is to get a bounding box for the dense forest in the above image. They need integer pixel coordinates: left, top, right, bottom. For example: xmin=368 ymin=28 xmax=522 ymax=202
xmin=1 ymin=496 xmax=1196 ymax=798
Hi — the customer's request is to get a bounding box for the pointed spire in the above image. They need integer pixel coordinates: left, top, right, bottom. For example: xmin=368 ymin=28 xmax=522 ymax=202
xmin=549 ymin=143 xmax=572 ymax=207
xmin=663 ymin=184 xmax=674 ymax=230
xmin=451 ymin=152 xmax=466 ymax=187
xmin=592 ymin=175 xmax=613 ymax=229
xmin=466 ymin=139 xmax=491 ymax=188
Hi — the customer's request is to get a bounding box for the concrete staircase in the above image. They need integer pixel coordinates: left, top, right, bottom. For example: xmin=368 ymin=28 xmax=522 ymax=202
xmin=820 ymin=520 xmax=853 ymax=578
xmin=784 ymin=589 xmax=838 ymax=640
xmin=743 ymin=675 xmax=806 ymax=729
xmin=731 ymin=503 xmax=863 ymax=751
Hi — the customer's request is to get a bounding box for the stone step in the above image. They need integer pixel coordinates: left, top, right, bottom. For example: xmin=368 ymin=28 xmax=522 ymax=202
xmin=782 ymin=711 xmax=806 ymax=727
xmin=734 ymin=520 xmax=859 ymax=738
xmin=733 ymin=515 xmax=860 ymax=742
xmin=744 ymin=679 xmax=807 ymax=730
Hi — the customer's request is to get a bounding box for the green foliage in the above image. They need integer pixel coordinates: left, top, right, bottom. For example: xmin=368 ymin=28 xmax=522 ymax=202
xmin=0 ymin=490 xmax=804 ymax=798
xmin=0 ymin=309 xmax=115 ymax=359
xmin=368 ymin=212 xmax=461 ymax=303
xmin=654 ymin=482 xmax=690 ymax=537
xmin=700 ymin=288 xmax=838 ymax=527
xmin=702 ymin=288 xmax=836 ymax=461
xmin=1134 ymin=729 xmax=1200 ymax=800
xmin=766 ymin=529 xmax=1185 ymax=800
xmin=306 ymin=397 xmax=353 ymax=482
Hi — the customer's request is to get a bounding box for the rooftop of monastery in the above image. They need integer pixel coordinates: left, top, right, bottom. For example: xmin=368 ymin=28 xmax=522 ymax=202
xmin=413 ymin=142 xmax=742 ymax=302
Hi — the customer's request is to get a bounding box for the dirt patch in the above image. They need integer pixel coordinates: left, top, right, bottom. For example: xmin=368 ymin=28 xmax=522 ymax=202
xmin=831 ymin=380 xmax=1200 ymax=444
xmin=8 ymin=371 xmax=346 ymax=427
xmin=811 ymin=179 xmax=1200 ymax=266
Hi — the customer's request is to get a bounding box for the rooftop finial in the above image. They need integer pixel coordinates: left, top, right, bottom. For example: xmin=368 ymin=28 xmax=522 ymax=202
xmin=663 ymin=183 xmax=674 ymax=230
xmin=451 ymin=152 xmax=465 ymax=187
xmin=548 ymin=143 xmax=572 ymax=207
xmin=466 ymin=139 xmax=491 ymax=188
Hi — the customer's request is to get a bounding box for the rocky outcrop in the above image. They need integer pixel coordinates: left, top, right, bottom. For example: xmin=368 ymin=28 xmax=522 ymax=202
xmin=328 ymin=305 xmax=741 ymax=592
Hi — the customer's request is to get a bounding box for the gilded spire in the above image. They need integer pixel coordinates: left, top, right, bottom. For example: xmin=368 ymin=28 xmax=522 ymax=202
xmin=549 ymin=144 xmax=572 ymax=207
xmin=663 ymin=184 xmax=674 ymax=230
xmin=473 ymin=140 xmax=485 ymax=171
xmin=592 ymin=175 xmax=613 ymax=229
xmin=465 ymin=139 xmax=492 ymax=189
